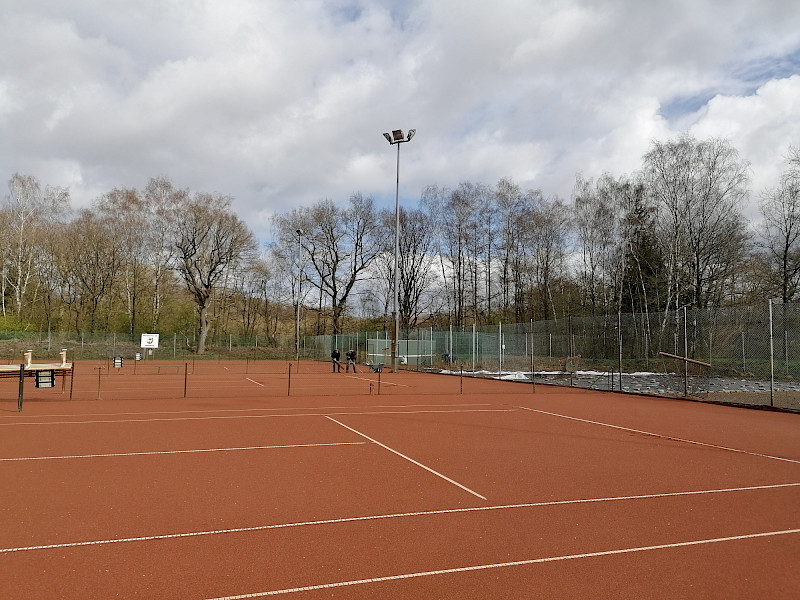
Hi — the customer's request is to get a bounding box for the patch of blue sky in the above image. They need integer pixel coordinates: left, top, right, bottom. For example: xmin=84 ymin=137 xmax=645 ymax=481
xmin=326 ymin=0 xmax=416 ymax=31
xmin=659 ymin=92 xmax=718 ymax=122
xmin=659 ymin=46 xmax=800 ymax=122
xmin=731 ymin=46 xmax=800 ymax=90
xmin=327 ymin=2 xmax=364 ymax=25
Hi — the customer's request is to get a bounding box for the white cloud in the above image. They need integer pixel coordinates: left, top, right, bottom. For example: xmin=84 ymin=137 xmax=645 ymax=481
xmin=688 ymin=75 xmax=800 ymax=219
xmin=1 ymin=0 xmax=799 ymax=240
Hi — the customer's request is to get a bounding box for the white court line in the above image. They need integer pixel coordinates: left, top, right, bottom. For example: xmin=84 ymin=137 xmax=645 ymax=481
xmin=326 ymin=416 xmax=487 ymax=500
xmin=204 ymin=528 xmax=800 ymax=599
xmin=0 ymin=403 xmax=492 ymax=420
xmin=245 ymin=378 xmax=265 ymax=387
xmin=2 ymin=482 xmax=797 ymax=554
xmin=517 ymin=406 xmax=800 ymax=465
xmin=0 ymin=442 xmax=367 ymax=462
xmin=344 ymin=375 xmax=410 ymax=388
xmin=0 ymin=408 xmax=514 ymax=427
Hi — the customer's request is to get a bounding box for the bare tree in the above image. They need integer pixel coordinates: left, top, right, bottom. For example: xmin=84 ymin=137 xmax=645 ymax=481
xmin=274 ymin=194 xmax=383 ymax=335
xmin=66 ymin=210 xmax=122 ymax=333
xmin=381 ymin=206 xmax=438 ymax=329
xmin=174 ymin=193 xmax=257 ymax=354
xmin=760 ymin=146 xmax=800 ymax=303
xmin=3 ymin=173 xmax=70 ymax=319
xmin=523 ymin=196 xmax=570 ymax=321
xmin=143 ymin=176 xmax=188 ymax=330
xmin=422 ymin=182 xmax=486 ymax=326
xmin=643 ymin=135 xmax=749 ymax=310
xmin=96 ymin=187 xmax=148 ymax=337
xmin=495 ymin=177 xmax=526 ymax=319
xmin=573 ymin=173 xmax=623 ymax=315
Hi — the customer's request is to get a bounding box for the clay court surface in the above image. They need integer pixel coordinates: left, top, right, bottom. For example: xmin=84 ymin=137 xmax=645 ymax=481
xmin=2 ymin=360 xmax=799 ymax=598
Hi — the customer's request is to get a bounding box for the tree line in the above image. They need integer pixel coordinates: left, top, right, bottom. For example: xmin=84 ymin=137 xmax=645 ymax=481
xmin=2 ymin=135 xmax=799 ymax=352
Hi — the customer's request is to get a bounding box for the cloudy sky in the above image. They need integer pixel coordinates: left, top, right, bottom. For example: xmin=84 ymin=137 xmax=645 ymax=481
xmin=2 ymin=0 xmax=799 ymax=241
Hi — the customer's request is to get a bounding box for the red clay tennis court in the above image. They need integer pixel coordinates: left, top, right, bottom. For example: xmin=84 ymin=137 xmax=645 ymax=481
xmin=2 ymin=360 xmax=799 ymax=598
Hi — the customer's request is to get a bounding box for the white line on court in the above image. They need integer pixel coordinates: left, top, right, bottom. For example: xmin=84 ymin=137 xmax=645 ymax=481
xmin=517 ymin=406 xmax=800 ymax=465
xmin=0 ymin=408 xmax=514 ymax=427
xmin=0 ymin=403 xmax=493 ymax=421
xmin=344 ymin=375 xmax=410 ymax=387
xmin=326 ymin=416 xmax=486 ymax=500
xmin=2 ymin=482 xmax=797 ymax=554
xmin=203 ymin=528 xmax=800 ymax=599
xmin=245 ymin=378 xmax=265 ymax=387
xmin=0 ymin=442 xmax=367 ymax=462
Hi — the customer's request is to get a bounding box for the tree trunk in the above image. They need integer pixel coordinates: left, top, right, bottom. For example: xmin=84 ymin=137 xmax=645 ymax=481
xmin=197 ymin=301 xmax=211 ymax=354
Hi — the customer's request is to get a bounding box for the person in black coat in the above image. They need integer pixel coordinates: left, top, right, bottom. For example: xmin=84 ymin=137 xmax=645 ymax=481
xmin=345 ymin=349 xmax=357 ymax=373
xmin=331 ymin=348 xmax=342 ymax=372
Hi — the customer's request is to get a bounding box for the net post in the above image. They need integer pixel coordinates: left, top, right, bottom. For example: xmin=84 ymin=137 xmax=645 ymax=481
xmin=184 ymin=362 xmax=189 ymax=398
xmin=18 ymin=364 xmax=25 ymax=412
xmin=69 ymin=361 xmax=76 ymax=400
xmin=95 ymin=366 xmax=104 ymax=400
xmin=287 ymin=363 xmax=292 ymax=397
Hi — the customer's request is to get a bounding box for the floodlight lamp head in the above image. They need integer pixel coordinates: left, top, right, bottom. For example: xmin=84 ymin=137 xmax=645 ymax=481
xmin=391 ymin=129 xmax=404 ymax=142
xmin=382 ymin=132 xmax=392 ymax=143
xmin=406 ymin=129 xmax=416 ymax=141
xmin=296 ymin=228 xmax=303 ymax=235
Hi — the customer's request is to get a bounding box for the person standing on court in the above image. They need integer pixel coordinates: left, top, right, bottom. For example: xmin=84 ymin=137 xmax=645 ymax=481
xmin=345 ymin=349 xmax=357 ymax=373
xmin=331 ymin=348 xmax=342 ymax=372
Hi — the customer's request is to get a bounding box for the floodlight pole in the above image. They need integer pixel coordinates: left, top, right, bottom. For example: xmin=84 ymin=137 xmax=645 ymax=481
xmin=382 ymin=128 xmax=415 ymax=373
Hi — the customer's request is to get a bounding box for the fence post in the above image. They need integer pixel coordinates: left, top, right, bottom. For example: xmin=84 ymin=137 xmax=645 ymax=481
xmin=683 ymin=306 xmax=689 ymax=397
xmin=449 ymin=325 xmax=453 ymax=359
xmin=472 ymin=323 xmax=476 ymax=371
xmin=618 ymin=311 xmax=623 ymax=392
xmin=498 ymin=322 xmax=502 ymax=376
xmin=785 ymin=330 xmax=789 ymax=377
xmin=741 ymin=330 xmax=746 ymax=372
xmin=769 ymin=299 xmax=775 ymax=407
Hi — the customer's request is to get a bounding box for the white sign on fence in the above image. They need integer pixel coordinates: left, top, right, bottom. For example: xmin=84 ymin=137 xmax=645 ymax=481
xmin=140 ymin=333 xmax=160 ymax=349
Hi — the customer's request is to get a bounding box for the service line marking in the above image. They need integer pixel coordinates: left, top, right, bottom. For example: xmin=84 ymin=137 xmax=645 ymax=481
xmin=1 ymin=408 xmax=513 ymax=427
xmin=203 ymin=528 xmax=800 ymax=598
xmin=0 ymin=403 xmax=492 ymax=421
xmin=344 ymin=375 xmax=410 ymax=388
xmin=2 ymin=482 xmax=797 ymax=554
xmin=0 ymin=442 xmax=366 ymax=462
xmin=326 ymin=416 xmax=488 ymax=500
xmin=245 ymin=378 xmax=265 ymax=387
xmin=517 ymin=406 xmax=800 ymax=465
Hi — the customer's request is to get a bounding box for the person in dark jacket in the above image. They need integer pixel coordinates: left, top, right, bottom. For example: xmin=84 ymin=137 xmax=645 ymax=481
xmin=331 ymin=348 xmax=342 ymax=372
xmin=345 ymin=349 xmax=357 ymax=373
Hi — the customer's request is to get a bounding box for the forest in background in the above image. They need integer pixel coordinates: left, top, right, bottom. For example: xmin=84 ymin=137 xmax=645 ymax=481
xmin=2 ymin=134 xmax=799 ymax=353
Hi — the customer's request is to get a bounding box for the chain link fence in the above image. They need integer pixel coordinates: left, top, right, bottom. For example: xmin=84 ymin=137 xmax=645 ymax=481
xmin=0 ymin=331 xmax=300 ymax=363
xmin=2 ymin=301 xmax=798 ymax=411
xmin=303 ymin=301 xmax=800 ymax=411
